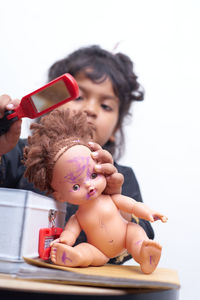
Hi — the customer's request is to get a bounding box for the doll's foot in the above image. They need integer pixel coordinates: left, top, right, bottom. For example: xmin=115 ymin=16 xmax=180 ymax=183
xmin=50 ymin=243 xmax=82 ymax=267
xmin=140 ymin=240 xmax=162 ymax=274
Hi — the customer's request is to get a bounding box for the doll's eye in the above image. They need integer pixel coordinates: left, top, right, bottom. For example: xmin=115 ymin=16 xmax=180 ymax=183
xmin=73 ymin=184 xmax=80 ymax=191
xmin=91 ymin=173 xmax=98 ymax=179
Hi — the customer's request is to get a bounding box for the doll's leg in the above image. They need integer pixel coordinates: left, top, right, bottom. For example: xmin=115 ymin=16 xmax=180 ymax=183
xmin=126 ymin=223 xmax=162 ymax=274
xmin=51 ymin=242 xmax=109 ymax=267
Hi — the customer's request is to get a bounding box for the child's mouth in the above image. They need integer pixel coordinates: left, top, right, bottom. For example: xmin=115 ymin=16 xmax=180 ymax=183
xmin=87 ymin=121 xmax=96 ymax=132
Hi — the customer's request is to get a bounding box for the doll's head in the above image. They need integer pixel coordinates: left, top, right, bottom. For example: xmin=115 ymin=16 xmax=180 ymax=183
xmin=51 ymin=144 xmax=107 ymax=205
xmin=24 ymin=109 xmax=94 ymax=194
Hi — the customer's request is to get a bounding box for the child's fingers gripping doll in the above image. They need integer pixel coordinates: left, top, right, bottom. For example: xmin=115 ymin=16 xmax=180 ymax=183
xmin=24 ymin=109 xmax=167 ymax=274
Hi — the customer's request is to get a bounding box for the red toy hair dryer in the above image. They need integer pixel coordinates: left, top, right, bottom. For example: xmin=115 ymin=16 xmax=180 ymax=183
xmin=0 ymin=73 xmax=79 ymax=136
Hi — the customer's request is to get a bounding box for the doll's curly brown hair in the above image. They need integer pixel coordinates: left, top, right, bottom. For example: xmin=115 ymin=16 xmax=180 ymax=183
xmin=23 ymin=109 xmax=93 ymax=194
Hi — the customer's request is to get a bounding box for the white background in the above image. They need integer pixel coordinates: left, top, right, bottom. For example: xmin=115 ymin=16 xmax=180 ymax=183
xmin=1 ymin=0 xmax=200 ymax=299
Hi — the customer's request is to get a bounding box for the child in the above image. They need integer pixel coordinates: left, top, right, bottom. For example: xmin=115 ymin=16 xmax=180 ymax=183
xmin=48 ymin=45 xmax=144 ymax=160
xmin=0 ymin=45 xmax=154 ymax=263
xmin=24 ymin=109 xmax=167 ymax=274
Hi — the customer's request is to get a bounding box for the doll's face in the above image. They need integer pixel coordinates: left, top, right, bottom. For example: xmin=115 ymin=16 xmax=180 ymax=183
xmin=51 ymin=145 xmax=107 ymax=205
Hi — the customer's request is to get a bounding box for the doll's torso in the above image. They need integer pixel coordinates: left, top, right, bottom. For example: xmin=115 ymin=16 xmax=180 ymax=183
xmin=76 ymin=194 xmax=128 ymax=258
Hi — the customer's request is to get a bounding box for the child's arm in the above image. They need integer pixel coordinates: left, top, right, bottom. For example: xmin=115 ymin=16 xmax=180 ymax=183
xmin=112 ymin=194 xmax=167 ymax=223
xmin=50 ymin=214 xmax=81 ymax=246
xmin=0 ymin=95 xmax=22 ymax=156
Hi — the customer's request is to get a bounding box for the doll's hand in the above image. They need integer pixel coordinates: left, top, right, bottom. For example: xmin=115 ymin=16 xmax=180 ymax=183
xmin=50 ymin=238 xmax=61 ymax=246
xmin=0 ymin=95 xmax=22 ymax=155
xmin=50 ymin=230 xmax=76 ymax=247
xmin=152 ymin=212 xmax=168 ymax=223
xmin=88 ymin=142 xmax=124 ymax=194
xmin=50 ymin=236 xmax=72 ymax=247
xmin=132 ymin=202 xmax=168 ymax=223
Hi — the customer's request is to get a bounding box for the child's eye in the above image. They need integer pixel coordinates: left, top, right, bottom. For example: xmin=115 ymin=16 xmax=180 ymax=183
xmin=91 ymin=173 xmax=98 ymax=179
xmin=101 ymin=104 xmax=112 ymax=111
xmin=75 ymin=96 xmax=83 ymax=101
xmin=73 ymin=184 xmax=80 ymax=191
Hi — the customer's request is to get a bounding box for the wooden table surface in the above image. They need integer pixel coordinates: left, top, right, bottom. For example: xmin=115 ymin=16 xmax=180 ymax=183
xmin=0 ymin=273 xmax=179 ymax=299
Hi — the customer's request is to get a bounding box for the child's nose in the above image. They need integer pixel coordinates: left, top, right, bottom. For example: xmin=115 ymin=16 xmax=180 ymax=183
xmin=83 ymin=99 xmax=98 ymax=118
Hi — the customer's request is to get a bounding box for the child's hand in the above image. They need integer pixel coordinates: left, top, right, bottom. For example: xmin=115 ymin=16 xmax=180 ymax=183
xmin=0 ymin=94 xmax=22 ymax=155
xmin=88 ymin=142 xmax=124 ymax=194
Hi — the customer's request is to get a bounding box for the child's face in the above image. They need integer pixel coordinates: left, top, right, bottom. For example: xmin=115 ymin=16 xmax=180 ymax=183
xmin=60 ymin=73 xmax=119 ymax=147
xmin=51 ymin=145 xmax=107 ymax=205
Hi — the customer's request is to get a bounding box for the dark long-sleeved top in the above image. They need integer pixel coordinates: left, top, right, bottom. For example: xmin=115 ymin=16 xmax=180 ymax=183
xmin=0 ymin=139 xmax=154 ymax=263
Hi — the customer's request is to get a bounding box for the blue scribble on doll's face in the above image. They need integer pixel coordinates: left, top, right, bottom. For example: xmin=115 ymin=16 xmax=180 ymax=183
xmin=63 ymin=156 xmax=98 ymax=201
xmin=63 ymin=156 xmax=92 ymax=185
xmin=63 ymin=156 xmax=101 ymax=201
xmin=54 ymin=150 xmax=106 ymax=205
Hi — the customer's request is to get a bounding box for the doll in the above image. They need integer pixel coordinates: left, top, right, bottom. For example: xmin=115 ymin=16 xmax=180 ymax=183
xmin=24 ymin=109 xmax=167 ymax=274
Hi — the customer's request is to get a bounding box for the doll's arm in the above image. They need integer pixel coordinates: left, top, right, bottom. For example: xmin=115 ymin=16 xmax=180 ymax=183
xmin=50 ymin=214 xmax=81 ymax=246
xmin=112 ymin=194 xmax=167 ymax=223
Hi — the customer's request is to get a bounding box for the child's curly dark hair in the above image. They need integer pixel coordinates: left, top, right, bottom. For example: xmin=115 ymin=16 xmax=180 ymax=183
xmin=23 ymin=109 xmax=93 ymax=194
xmin=48 ymin=45 xmax=144 ymax=159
